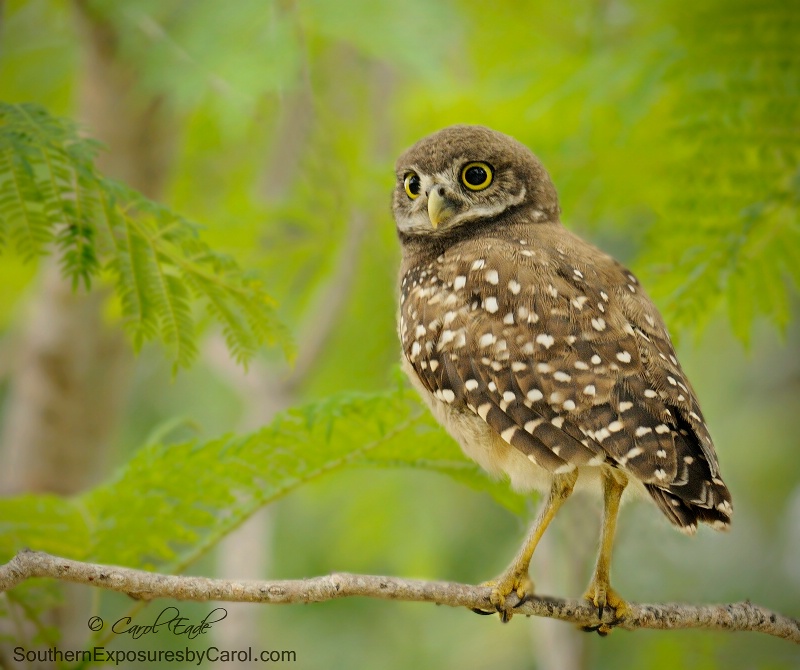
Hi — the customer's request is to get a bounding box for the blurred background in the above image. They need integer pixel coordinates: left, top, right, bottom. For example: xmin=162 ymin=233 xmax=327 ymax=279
xmin=0 ymin=0 xmax=798 ymax=668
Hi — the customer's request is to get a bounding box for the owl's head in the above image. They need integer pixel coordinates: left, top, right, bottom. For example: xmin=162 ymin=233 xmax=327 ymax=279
xmin=392 ymin=125 xmax=559 ymax=239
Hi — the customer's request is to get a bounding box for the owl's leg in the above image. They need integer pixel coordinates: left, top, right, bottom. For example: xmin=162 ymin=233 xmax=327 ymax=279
xmin=482 ymin=469 xmax=578 ymax=622
xmin=582 ymin=466 xmax=629 ymax=635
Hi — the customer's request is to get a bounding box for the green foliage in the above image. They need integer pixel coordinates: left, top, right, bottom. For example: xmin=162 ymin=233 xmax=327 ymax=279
xmin=0 ymin=387 xmax=523 ymax=571
xmin=639 ymin=0 xmax=800 ymax=344
xmin=0 ymin=580 xmax=63 ymax=649
xmin=0 ymin=102 xmax=292 ymax=368
xmin=0 ymin=495 xmax=90 ymax=560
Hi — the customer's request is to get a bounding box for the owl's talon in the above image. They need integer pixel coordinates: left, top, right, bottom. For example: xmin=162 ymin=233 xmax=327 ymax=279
xmin=582 ymin=580 xmax=629 ymax=634
xmin=479 ymin=573 xmax=533 ymax=622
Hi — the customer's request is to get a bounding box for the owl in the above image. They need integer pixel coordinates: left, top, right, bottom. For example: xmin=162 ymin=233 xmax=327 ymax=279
xmin=393 ymin=125 xmax=732 ymax=628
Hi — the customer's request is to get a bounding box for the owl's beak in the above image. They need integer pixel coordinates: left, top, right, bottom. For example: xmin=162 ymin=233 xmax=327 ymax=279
xmin=427 ymin=188 xmax=456 ymax=229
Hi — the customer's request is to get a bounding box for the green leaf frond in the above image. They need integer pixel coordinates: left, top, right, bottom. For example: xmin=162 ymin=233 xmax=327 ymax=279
xmin=0 ymin=388 xmax=524 ymax=572
xmin=0 ymin=102 xmax=292 ymax=368
xmin=640 ymin=0 xmax=800 ymax=344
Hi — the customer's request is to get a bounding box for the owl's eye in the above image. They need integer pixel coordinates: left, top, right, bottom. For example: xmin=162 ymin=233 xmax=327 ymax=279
xmin=404 ymin=172 xmax=421 ymax=199
xmin=461 ymin=162 xmax=493 ymax=191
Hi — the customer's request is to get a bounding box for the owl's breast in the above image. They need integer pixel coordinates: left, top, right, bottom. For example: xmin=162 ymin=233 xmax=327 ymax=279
xmin=398 ymin=248 xmax=560 ymax=494
xmin=400 ymin=356 xmax=554 ymax=494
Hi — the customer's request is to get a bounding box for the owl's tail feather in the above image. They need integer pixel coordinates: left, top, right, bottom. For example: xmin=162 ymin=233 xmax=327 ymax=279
xmin=644 ymin=406 xmax=733 ymax=534
xmin=646 ymin=484 xmax=731 ymax=535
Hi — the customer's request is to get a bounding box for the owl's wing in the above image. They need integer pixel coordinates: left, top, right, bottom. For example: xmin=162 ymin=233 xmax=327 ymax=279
xmin=400 ymin=235 xmax=731 ymax=529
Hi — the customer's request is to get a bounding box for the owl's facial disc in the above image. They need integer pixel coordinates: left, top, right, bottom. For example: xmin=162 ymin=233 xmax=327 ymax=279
xmin=394 ymin=125 xmax=562 ymax=240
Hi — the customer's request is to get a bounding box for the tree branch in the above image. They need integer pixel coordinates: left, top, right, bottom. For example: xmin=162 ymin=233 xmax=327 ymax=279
xmin=2 ymin=551 xmax=798 ymax=643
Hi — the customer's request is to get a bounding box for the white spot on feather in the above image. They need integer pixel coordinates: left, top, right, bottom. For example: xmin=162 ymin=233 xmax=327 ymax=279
xmin=624 ymin=446 xmax=643 ymax=460
xmin=439 ymin=330 xmax=455 ymax=346
xmin=571 ymin=296 xmax=589 ymax=310
xmin=527 ymin=389 xmax=544 ymax=402
xmin=525 ymin=418 xmax=544 ymax=433
xmin=591 ymin=317 xmax=606 ymax=331
xmin=479 ymin=333 xmax=496 ymax=347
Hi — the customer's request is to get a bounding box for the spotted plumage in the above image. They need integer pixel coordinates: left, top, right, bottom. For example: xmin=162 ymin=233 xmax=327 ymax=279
xmin=393 ymin=125 xmax=732 ymax=625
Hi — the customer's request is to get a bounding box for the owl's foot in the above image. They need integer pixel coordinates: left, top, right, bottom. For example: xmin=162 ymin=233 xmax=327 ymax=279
xmin=471 ymin=572 xmax=534 ymax=623
xmin=581 ymin=579 xmax=629 ymax=636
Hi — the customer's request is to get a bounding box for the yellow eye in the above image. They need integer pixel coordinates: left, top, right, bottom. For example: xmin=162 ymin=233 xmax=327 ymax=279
xmin=461 ymin=162 xmax=493 ymax=191
xmin=404 ymin=172 xmax=421 ymax=199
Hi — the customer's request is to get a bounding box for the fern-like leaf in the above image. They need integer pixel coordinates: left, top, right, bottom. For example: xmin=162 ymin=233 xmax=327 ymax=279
xmin=0 ymin=388 xmax=524 ymax=571
xmin=640 ymin=0 xmax=800 ymax=343
xmin=0 ymin=102 xmax=292 ymax=368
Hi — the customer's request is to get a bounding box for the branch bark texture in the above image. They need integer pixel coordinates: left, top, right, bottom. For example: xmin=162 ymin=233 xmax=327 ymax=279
xmin=2 ymin=551 xmax=797 ymax=644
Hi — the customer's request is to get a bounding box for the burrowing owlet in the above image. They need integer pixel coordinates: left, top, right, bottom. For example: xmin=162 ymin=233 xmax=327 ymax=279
xmin=393 ymin=125 xmax=732 ymax=628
